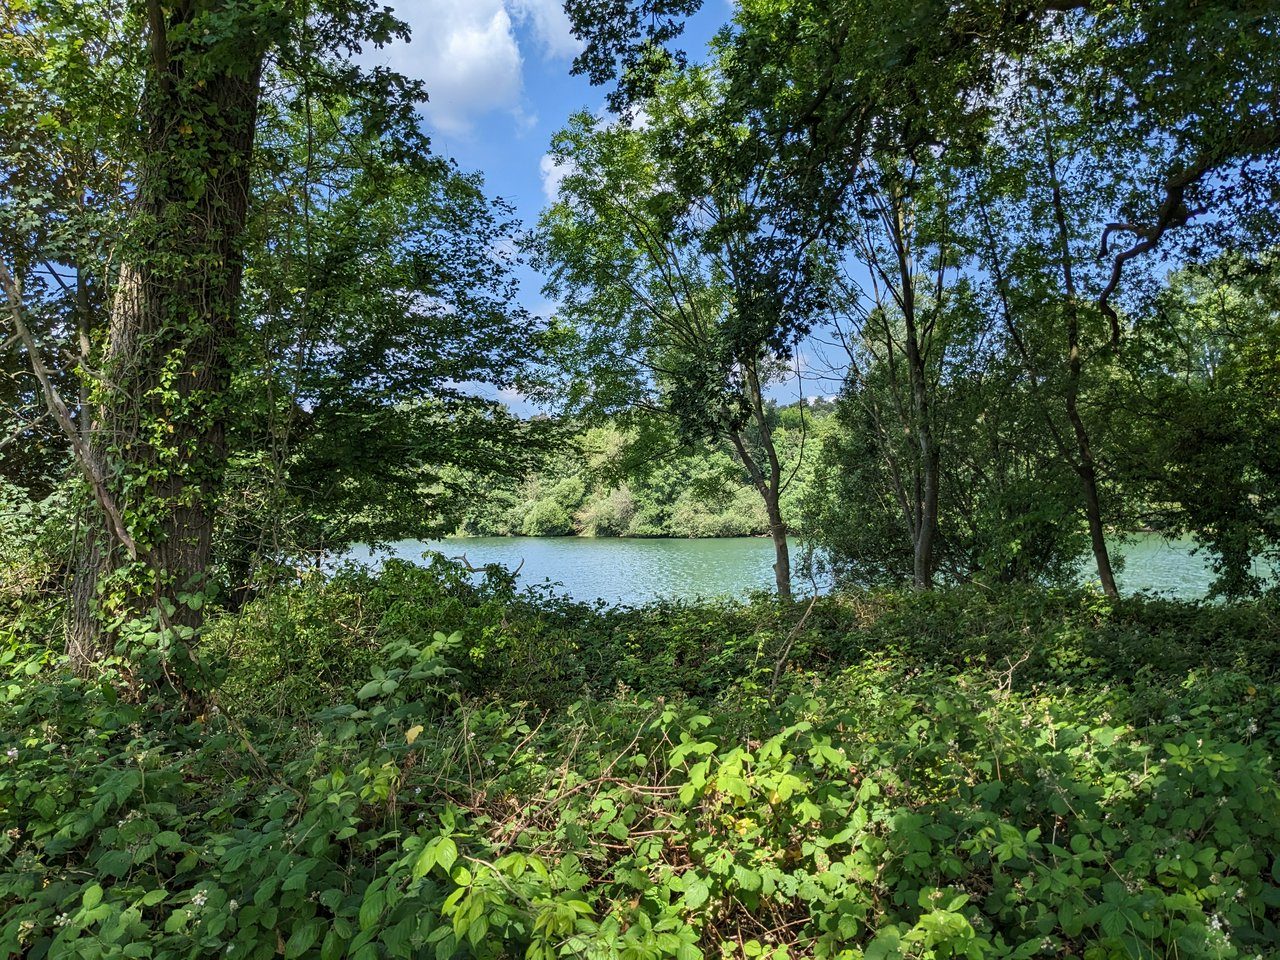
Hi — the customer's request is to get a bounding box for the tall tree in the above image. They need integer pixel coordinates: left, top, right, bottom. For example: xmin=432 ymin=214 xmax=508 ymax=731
xmin=829 ymin=160 xmax=969 ymax=590
xmin=218 ymin=95 xmax=552 ymax=592
xmin=537 ymin=73 xmax=831 ymax=600
xmin=1119 ymin=255 xmax=1280 ymax=597
xmin=2 ymin=0 xmax=426 ymax=690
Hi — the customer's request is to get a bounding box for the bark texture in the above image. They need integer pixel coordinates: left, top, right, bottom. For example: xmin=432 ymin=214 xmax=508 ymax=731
xmin=67 ymin=1 xmax=267 ymax=677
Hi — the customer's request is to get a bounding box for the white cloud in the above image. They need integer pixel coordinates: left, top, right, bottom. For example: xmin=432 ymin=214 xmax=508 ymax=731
xmin=509 ymin=0 xmax=583 ymax=59
xmin=539 ymin=151 xmax=572 ymax=202
xmin=368 ymin=0 xmax=579 ymax=138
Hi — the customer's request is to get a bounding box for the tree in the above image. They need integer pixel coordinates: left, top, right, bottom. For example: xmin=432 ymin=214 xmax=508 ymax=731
xmin=536 ymin=71 xmax=830 ymax=600
xmin=567 ymin=0 xmax=1280 ymax=309
xmin=0 ymin=0 xmax=135 ymax=505
xmin=1117 ymin=255 xmax=1280 ymax=597
xmin=0 ymin=0 xmax=465 ymax=691
xmin=828 ymin=158 xmax=974 ymax=589
xmin=215 ymin=96 xmax=553 ymax=594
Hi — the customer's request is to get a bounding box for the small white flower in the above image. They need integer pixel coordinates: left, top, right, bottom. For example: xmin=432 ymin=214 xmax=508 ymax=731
xmin=191 ymin=890 xmax=208 ymax=908
xmin=5 ymin=748 xmax=16 ymax=760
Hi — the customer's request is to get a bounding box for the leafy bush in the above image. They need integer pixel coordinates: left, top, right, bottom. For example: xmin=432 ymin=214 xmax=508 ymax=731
xmin=522 ymin=499 xmax=574 ymax=537
xmin=2 ymin=569 xmax=1278 ymax=958
xmin=0 ymin=480 xmax=72 ymax=648
xmin=577 ymin=485 xmax=635 ymax=537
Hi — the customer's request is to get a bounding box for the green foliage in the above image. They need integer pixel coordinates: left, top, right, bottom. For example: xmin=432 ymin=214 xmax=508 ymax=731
xmin=4 ymin=566 xmax=1279 ymax=958
xmin=0 ymin=480 xmax=71 ymax=647
xmin=1115 ymin=256 xmax=1280 ymax=597
xmin=461 ymin=413 xmax=825 ymax=540
xmin=522 ymin=498 xmax=575 ymax=537
xmin=226 ymin=95 xmax=555 ymax=559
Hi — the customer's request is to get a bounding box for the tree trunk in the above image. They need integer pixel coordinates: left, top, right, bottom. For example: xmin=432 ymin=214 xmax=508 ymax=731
xmin=889 ymin=191 xmax=939 ymax=590
xmin=67 ymin=519 xmax=108 ymax=668
xmin=68 ymin=3 xmax=267 ymax=680
xmin=726 ymin=362 xmax=795 ymax=603
xmin=1042 ymin=123 xmax=1119 ymax=597
xmin=764 ymin=488 xmax=793 ymax=603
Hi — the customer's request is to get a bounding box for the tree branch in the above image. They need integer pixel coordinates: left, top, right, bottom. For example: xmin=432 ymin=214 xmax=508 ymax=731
xmin=0 ymin=258 xmax=138 ymax=560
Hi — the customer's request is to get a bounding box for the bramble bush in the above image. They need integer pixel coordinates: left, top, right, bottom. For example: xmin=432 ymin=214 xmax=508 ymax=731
xmin=1 ymin=564 xmax=1278 ymax=958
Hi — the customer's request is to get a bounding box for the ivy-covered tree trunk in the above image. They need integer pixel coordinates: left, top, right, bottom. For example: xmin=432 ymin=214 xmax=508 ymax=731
xmin=67 ymin=0 xmax=268 ymax=681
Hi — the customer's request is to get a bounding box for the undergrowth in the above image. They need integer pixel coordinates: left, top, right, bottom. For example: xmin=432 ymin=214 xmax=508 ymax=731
xmin=1 ymin=561 xmax=1278 ymax=958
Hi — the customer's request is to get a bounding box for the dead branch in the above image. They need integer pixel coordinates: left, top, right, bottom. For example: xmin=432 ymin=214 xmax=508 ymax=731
xmin=0 ymin=257 xmax=138 ymax=560
xmin=454 ymin=553 xmax=524 ymax=576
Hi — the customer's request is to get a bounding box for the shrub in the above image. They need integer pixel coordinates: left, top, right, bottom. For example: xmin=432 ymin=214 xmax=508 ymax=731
xmin=2 ymin=568 xmax=1279 ymax=958
xmin=522 ymin=498 xmax=574 ymax=537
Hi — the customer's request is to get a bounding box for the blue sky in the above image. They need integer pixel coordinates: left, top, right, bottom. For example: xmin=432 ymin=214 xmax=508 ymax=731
xmin=366 ymin=1 xmax=730 ymax=258
xmin=362 ymin=0 xmax=836 ymax=406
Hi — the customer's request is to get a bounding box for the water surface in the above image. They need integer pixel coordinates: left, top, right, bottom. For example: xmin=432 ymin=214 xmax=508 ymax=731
xmin=345 ymin=536 xmax=796 ymax=605
xmin=345 ymin=533 xmax=1249 ymax=605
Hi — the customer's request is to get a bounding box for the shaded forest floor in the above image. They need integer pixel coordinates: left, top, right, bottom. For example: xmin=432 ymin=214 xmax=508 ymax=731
xmin=2 ymin=561 xmax=1279 ymax=958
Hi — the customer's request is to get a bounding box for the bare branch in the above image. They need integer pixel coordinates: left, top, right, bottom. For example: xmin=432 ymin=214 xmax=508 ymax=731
xmin=0 ymin=258 xmax=138 ymax=560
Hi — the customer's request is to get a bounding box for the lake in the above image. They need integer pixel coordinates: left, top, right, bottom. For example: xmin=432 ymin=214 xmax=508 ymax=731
xmin=344 ymin=533 xmax=1239 ymax=605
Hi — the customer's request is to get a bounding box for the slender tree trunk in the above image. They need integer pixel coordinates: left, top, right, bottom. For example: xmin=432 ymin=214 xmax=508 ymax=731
xmin=889 ymin=192 xmax=939 ymax=590
xmin=68 ymin=2 xmax=267 ymax=678
xmin=1072 ymin=411 xmax=1118 ymax=595
xmin=726 ymin=362 xmax=794 ymax=602
xmin=725 ymin=427 xmax=795 ymax=602
xmin=764 ymin=487 xmax=793 ymax=603
xmin=1042 ymin=124 xmax=1119 ymax=596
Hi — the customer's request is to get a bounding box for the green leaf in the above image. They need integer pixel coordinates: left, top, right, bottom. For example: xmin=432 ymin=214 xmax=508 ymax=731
xmin=284 ymin=919 xmax=323 ymax=959
xmin=82 ymin=883 xmax=103 ymax=909
xmin=98 ymin=850 xmax=132 ymax=877
xmin=359 ymin=889 xmax=385 ymax=931
xmin=413 ymin=843 xmax=436 ymax=879
xmin=153 ymin=830 xmax=183 ymax=849
xmin=436 ymin=837 xmax=458 ymax=874
xmin=683 ymin=877 xmax=710 ymax=909
xmin=321 ymin=930 xmax=345 ymax=960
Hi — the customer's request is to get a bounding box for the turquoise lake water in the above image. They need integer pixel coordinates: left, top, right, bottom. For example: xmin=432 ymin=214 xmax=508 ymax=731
xmin=344 ymin=533 xmax=1250 ymax=606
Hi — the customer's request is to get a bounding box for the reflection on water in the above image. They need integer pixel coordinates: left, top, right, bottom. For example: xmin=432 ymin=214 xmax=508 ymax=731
xmin=343 ymin=536 xmax=813 ymax=605
xmin=342 ymin=533 xmax=1263 ymax=606
xmin=1098 ymin=535 xmax=1215 ymax=598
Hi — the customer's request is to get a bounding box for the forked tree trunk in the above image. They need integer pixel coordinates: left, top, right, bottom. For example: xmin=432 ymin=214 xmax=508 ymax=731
xmin=888 ymin=190 xmax=939 ymax=590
